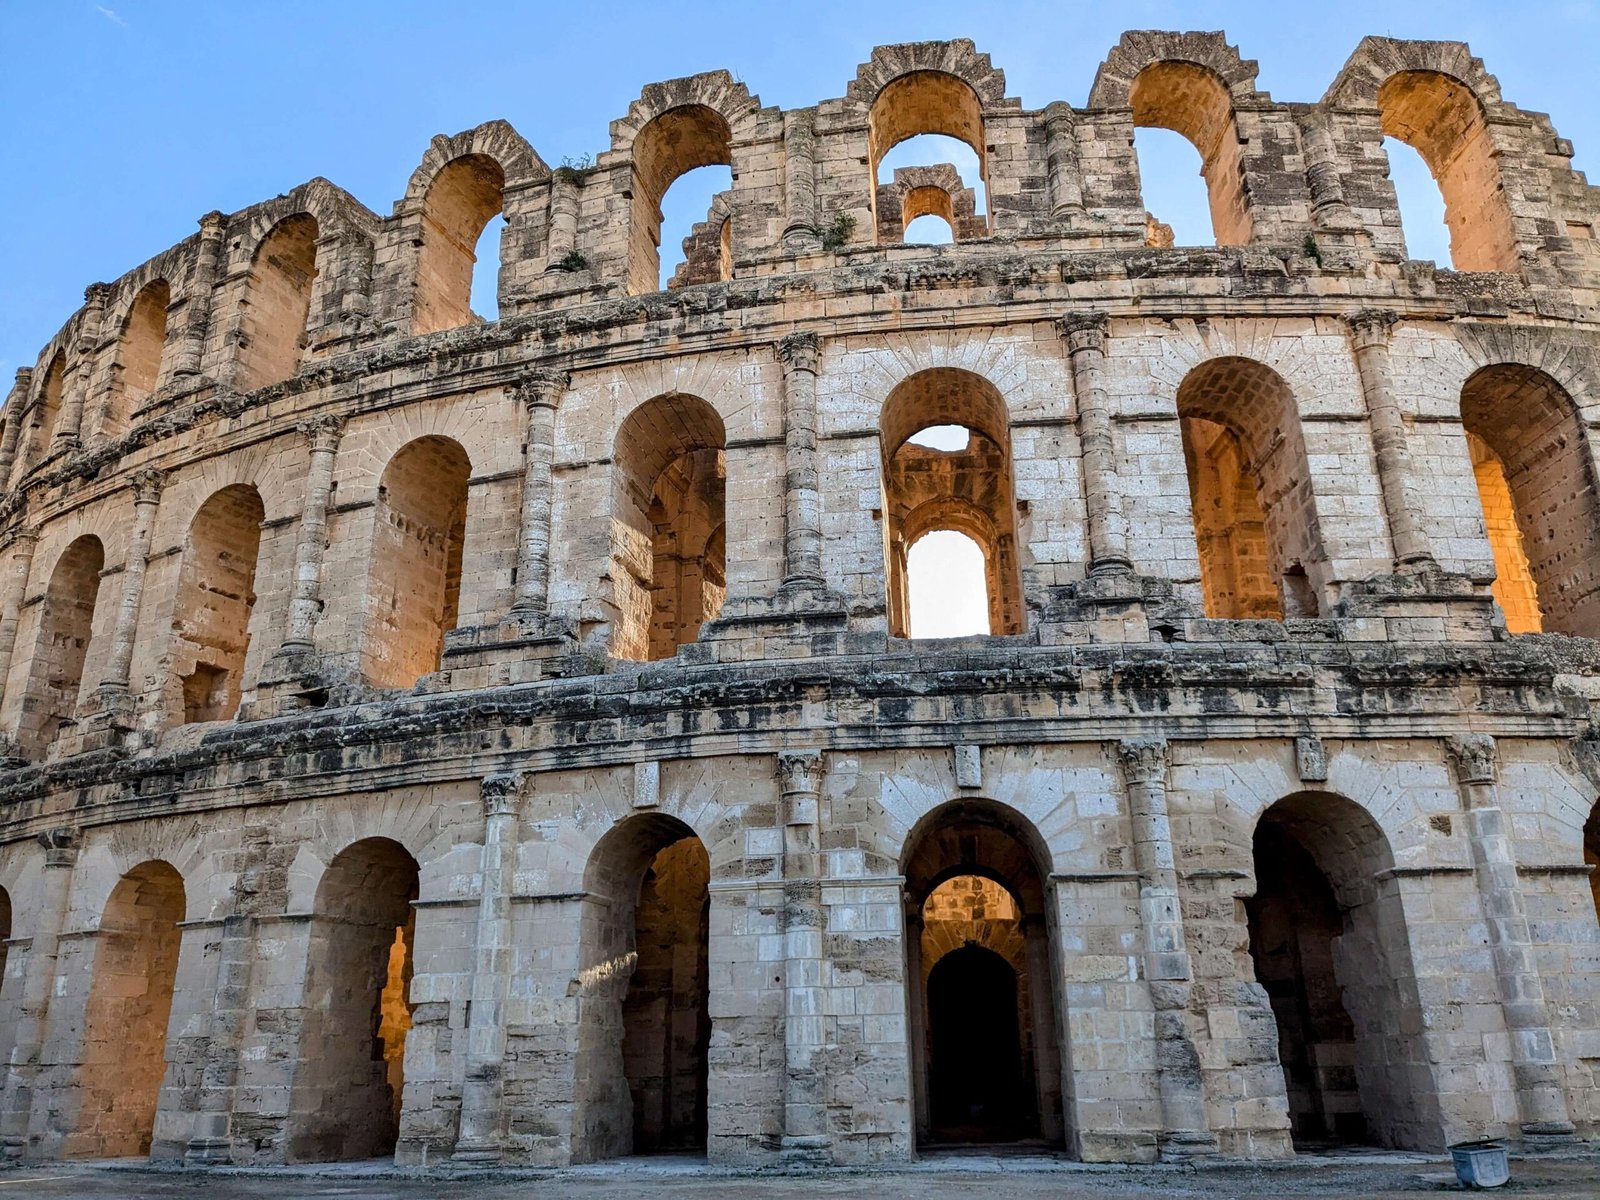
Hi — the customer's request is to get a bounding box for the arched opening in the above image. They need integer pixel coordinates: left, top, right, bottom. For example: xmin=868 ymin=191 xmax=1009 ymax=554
xmin=361 ymin=436 xmax=471 ymax=689
xmin=902 ymin=800 xmax=1063 ymax=1149
xmin=1178 ymin=357 xmax=1320 ymax=619
xmin=875 ymin=168 xmax=985 ymax=247
xmin=20 ymin=353 xmax=66 ymax=474
xmin=659 ymin=166 xmax=734 ymax=290
xmin=610 ymin=394 xmax=726 ymax=662
xmin=1585 ymin=801 xmax=1599 ymax=927
xmin=1383 ymin=136 xmax=1451 ymax=267
xmin=235 ymin=213 xmax=318 ymax=392
xmin=413 ymin=154 xmax=506 ymax=334
xmin=1461 ymin=364 xmax=1600 ymax=636
xmin=1129 ymin=61 xmax=1253 ymax=246
xmin=881 ymin=370 xmax=1024 ymax=639
xmin=288 ymin=837 xmax=418 ymax=1163
xmin=114 ymin=279 xmax=171 ymax=429
xmin=168 ymin=484 xmax=265 ymax=725
xmin=20 ymin=535 xmax=104 ymax=756
xmin=1245 ymin=793 xmax=1433 ymax=1149
xmin=907 ymin=530 xmax=990 ymax=638
xmin=68 ymin=861 xmax=184 ymax=1159
xmin=1376 ymin=71 xmax=1517 ymax=273
xmin=869 ymin=72 xmax=988 ymax=242
xmin=575 ymin=814 xmax=711 ymax=1160
xmin=628 ymin=105 xmax=733 ymax=296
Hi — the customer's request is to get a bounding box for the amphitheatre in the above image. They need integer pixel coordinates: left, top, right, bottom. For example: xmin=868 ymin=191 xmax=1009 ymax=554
xmin=0 ymin=28 xmax=1596 ymax=1175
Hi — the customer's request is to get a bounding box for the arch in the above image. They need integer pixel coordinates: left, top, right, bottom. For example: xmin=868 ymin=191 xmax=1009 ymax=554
xmin=1376 ymin=71 xmax=1516 ymax=272
xmin=867 ymin=71 xmax=987 ymax=241
xmin=234 ymin=213 xmax=318 ymax=392
xmin=412 ymin=154 xmax=506 ymax=335
xmin=879 ymin=369 xmax=1024 ymax=638
xmin=68 ymin=860 xmax=185 ymax=1159
xmin=1129 ymin=61 xmax=1252 ymax=246
xmin=167 ymin=484 xmax=266 ymax=726
xmin=285 ymin=836 xmax=418 ymax=1163
xmin=19 ymin=535 xmax=105 ymax=756
xmin=0 ymin=884 xmax=10 ymax=1043
xmin=1245 ymin=792 xmax=1437 ymax=1150
xmin=627 ymin=105 xmax=733 ymax=296
xmin=1177 ymin=356 xmax=1320 ymax=619
xmin=574 ymin=813 xmax=710 ymax=1160
xmin=1460 ymin=364 xmax=1600 ymax=636
xmin=900 ymin=798 xmax=1062 ymax=1148
xmin=21 ymin=352 xmax=67 ymax=473
xmin=906 ymin=526 xmax=991 ymax=639
xmin=113 ymin=278 xmax=171 ymax=428
xmin=361 ymin=435 xmax=471 ymax=689
xmin=1585 ymin=800 xmax=1599 ymax=927
xmin=609 ymin=394 xmax=727 ymax=661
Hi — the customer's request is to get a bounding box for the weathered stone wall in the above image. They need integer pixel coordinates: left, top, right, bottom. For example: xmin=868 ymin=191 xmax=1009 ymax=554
xmin=0 ymin=30 xmax=1597 ymax=1174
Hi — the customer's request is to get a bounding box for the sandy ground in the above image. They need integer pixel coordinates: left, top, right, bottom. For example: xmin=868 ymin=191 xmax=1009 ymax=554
xmin=4 ymin=1151 xmax=1599 ymax=1199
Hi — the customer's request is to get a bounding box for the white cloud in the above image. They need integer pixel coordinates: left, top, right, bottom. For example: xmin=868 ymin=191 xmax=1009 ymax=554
xmin=94 ymin=5 xmax=128 ymax=27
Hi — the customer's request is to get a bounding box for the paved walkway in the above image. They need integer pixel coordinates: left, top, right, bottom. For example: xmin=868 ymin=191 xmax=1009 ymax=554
xmin=4 ymin=1152 xmax=1599 ymax=1199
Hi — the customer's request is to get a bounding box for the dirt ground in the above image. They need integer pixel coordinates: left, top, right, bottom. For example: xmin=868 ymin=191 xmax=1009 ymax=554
xmin=5 ymin=1152 xmax=1599 ymax=1200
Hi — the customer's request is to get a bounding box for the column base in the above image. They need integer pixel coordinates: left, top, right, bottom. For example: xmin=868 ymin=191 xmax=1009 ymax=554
xmin=183 ymin=1136 xmax=236 ymax=1165
xmin=450 ymin=1140 xmax=504 ymax=1164
xmin=780 ymin=1134 xmax=832 ymax=1165
xmin=247 ymin=645 xmax=333 ymax=717
xmin=1333 ymin=565 xmax=1498 ymax=641
xmin=1033 ymin=573 xmax=1184 ymax=646
xmin=699 ymin=582 xmax=855 ymax=662
xmin=1157 ymin=1130 xmax=1219 ymax=1162
xmin=1519 ymin=1122 xmax=1579 ymax=1152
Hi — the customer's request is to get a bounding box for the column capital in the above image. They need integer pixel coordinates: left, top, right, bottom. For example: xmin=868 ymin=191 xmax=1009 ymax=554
xmin=83 ymin=281 xmax=113 ymax=308
xmin=198 ymin=210 xmax=227 ymax=235
xmin=1042 ymin=99 xmax=1076 ymax=130
xmin=130 ymin=468 xmax=166 ymax=505
xmin=480 ymin=771 xmax=527 ymax=819
xmin=1116 ymin=736 xmax=1170 ymax=786
xmin=515 ymin=369 xmax=570 ymax=411
xmin=776 ymin=331 xmax=821 ymax=376
xmin=295 ymin=413 xmax=345 ymax=453
xmin=1056 ymin=311 xmax=1109 ymax=356
xmin=778 ymin=748 xmax=823 ymax=795
xmin=1446 ymin=733 xmax=1499 ymax=787
xmin=11 ymin=366 xmax=34 ymax=392
xmin=37 ymin=826 xmax=79 ymax=868
xmin=1343 ymin=308 xmax=1399 ymax=351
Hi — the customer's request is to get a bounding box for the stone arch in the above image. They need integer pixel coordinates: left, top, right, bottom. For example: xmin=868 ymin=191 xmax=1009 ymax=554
xmin=67 ymin=859 xmax=184 ymax=1159
xmin=574 ymin=812 xmax=711 ymax=1161
xmin=610 ymin=72 xmax=759 ymax=296
xmin=880 ymin=368 xmax=1024 ymax=638
xmin=1128 ymin=62 xmax=1252 ymax=246
xmin=1458 ymin=364 xmax=1600 ymax=636
xmin=399 ymin=119 xmax=547 ymax=203
xmin=0 ymin=883 xmax=10 ymax=1041
xmin=109 ymin=277 xmax=171 ymax=431
xmin=1585 ymin=799 xmax=1600 ymax=928
xmin=286 ymin=836 xmax=419 ymax=1163
xmin=411 ymin=155 xmax=506 ymax=335
xmin=1245 ymin=791 xmax=1438 ymax=1150
xmin=874 ymin=165 xmax=986 ymax=246
xmin=899 ymin=797 xmax=1063 ymax=1148
xmin=20 ymin=351 xmax=67 ymax=476
xmin=1177 ymin=356 xmax=1321 ymax=619
xmin=234 ymin=213 xmax=318 ymax=392
xmin=166 ymin=483 xmax=266 ymax=726
xmin=19 ymin=534 xmax=105 ymax=757
xmin=609 ymin=393 xmax=727 ymax=662
xmin=360 ymin=435 xmax=471 ymax=690
xmin=1325 ymin=40 xmax=1516 ymax=272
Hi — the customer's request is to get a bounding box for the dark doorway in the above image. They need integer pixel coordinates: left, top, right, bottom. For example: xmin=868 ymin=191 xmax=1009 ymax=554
xmin=1246 ymin=821 xmax=1365 ymax=1148
xmin=927 ymin=944 xmax=1031 ymax=1142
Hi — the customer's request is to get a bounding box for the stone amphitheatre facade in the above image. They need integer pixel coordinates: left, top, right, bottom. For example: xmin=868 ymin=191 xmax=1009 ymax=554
xmin=1 ymin=28 xmax=1599 ymax=1171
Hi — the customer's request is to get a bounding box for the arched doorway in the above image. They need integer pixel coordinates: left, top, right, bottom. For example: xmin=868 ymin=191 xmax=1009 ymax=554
xmin=1584 ymin=800 xmax=1599 ymax=927
xmin=575 ymin=813 xmax=711 ymax=1160
xmin=1245 ymin=793 xmax=1435 ymax=1150
xmin=901 ymin=801 xmax=1063 ymax=1149
xmin=68 ymin=861 xmax=185 ymax=1158
xmin=287 ymin=837 xmax=419 ymax=1163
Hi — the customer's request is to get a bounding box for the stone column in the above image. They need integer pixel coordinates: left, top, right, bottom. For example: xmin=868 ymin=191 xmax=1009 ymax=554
xmin=1043 ymin=103 xmax=1086 ymax=219
xmin=545 ymin=176 xmax=579 ymax=268
xmin=778 ymin=749 xmax=829 ymax=1158
xmin=510 ymin=369 xmax=570 ymax=616
xmin=0 ymin=828 xmax=78 ymax=1158
xmin=1059 ymin=313 xmax=1132 ymax=574
xmin=0 ymin=529 xmax=37 ymax=714
xmin=776 ymin=333 xmax=825 ymax=588
xmin=454 ymin=772 xmax=525 ymax=1161
xmin=1297 ymin=114 xmax=1360 ymax=231
xmin=1345 ymin=310 xmax=1434 ymax=570
xmin=181 ymin=897 xmax=261 ymax=1163
xmin=0 ymin=369 xmax=32 ymax=485
xmin=1116 ymin=738 xmax=1216 ymax=1159
xmin=92 ymin=469 xmax=164 ymax=717
xmin=172 ymin=211 xmax=226 ymax=379
xmin=279 ymin=416 xmax=344 ymax=651
xmin=54 ymin=283 xmax=110 ymax=448
xmin=1445 ymin=734 xmax=1576 ymax=1143
xmin=782 ymin=110 xmax=822 ymax=252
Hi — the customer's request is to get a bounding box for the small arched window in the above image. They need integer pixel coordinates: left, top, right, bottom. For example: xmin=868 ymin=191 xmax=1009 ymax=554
xmin=235 ymin=214 xmax=318 ymax=391
xmin=414 ymin=154 xmax=506 ymax=334
xmin=629 ymin=105 xmax=734 ymax=296
xmin=1129 ymin=61 xmax=1252 ymax=247
xmin=110 ymin=278 xmax=170 ymax=433
xmin=168 ymin=484 xmax=266 ymax=724
xmin=868 ymin=72 xmax=989 ymax=242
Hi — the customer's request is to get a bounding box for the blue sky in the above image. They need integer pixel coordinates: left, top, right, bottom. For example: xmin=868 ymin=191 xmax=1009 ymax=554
xmin=2 ymin=1 xmax=1597 ymax=376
